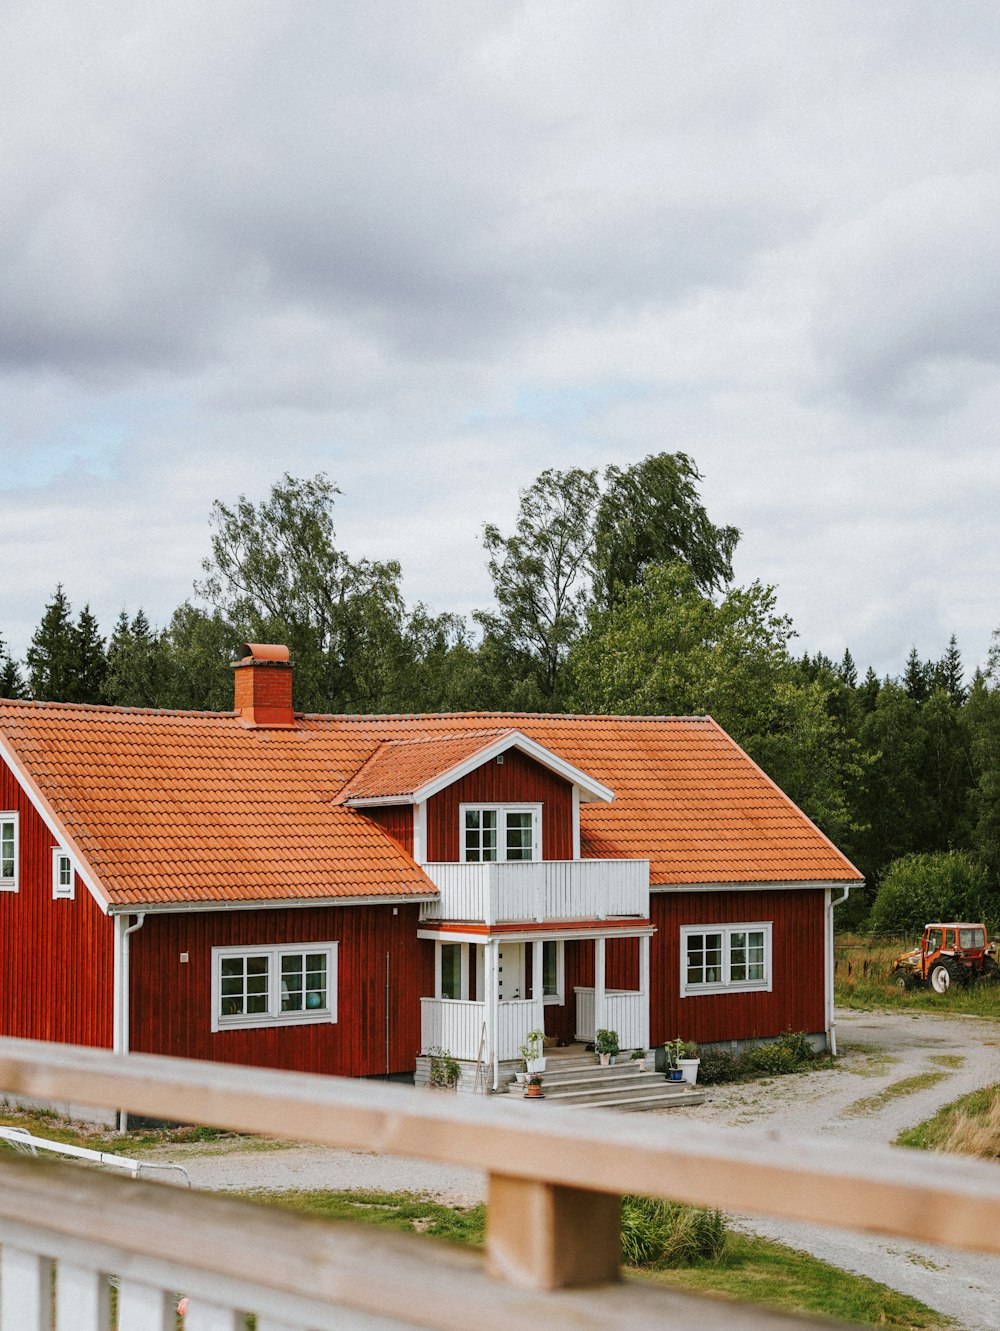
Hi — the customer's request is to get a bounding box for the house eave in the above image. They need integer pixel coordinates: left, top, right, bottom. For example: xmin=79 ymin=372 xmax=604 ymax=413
xmin=106 ymin=892 xmax=439 ymax=916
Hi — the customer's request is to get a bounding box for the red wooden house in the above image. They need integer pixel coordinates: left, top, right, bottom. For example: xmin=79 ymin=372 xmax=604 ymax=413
xmin=0 ymin=645 xmax=861 ymax=1100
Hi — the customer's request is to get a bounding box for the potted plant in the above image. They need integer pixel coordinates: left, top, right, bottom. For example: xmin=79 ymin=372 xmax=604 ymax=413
xmin=524 ymin=1073 xmax=544 ymax=1099
xmin=659 ymin=1037 xmax=697 ymax=1083
xmin=519 ymin=1029 xmax=547 ymax=1075
xmin=427 ymin=1046 xmax=461 ymax=1091
xmin=595 ymin=1028 xmax=619 ymax=1066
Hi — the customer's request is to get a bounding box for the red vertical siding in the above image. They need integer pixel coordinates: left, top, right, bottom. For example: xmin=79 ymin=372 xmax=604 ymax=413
xmin=365 ymin=806 xmax=414 ymax=857
xmin=0 ymin=759 xmax=114 ymax=1047
xmin=427 ymin=749 xmax=573 ymax=861
xmin=128 ymin=903 xmax=433 ymax=1076
xmin=649 ymin=889 xmax=826 ymax=1044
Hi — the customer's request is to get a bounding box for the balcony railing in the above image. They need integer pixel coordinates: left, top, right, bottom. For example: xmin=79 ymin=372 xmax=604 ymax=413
xmin=573 ymin=986 xmax=648 ymax=1050
xmin=421 ymin=995 xmax=543 ymax=1060
xmin=419 ymin=857 xmax=649 ymax=925
xmin=2 ymin=1037 xmax=1000 ymax=1328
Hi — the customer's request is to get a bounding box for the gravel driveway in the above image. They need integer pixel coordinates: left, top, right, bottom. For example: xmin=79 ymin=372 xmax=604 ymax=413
xmin=139 ymin=1008 xmax=1000 ymax=1330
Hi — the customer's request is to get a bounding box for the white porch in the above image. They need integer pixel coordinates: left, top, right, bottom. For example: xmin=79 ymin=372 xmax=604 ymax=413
xmin=418 ymin=930 xmax=652 ymax=1088
xmin=418 ymin=858 xmax=649 ymax=926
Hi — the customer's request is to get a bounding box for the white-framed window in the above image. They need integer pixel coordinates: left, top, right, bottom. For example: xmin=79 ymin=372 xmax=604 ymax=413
xmin=436 ymin=940 xmax=470 ymax=1000
xmin=680 ymin=923 xmax=772 ymax=997
xmin=0 ymin=814 xmax=18 ymax=891
xmin=460 ymin=804 xmax=542 ymax=863
xmin=541 ymin=939 xmax=564 ymax=1004
xmin=211 ymin=942 xmax=338 ymax=1032
xmin=52 ymin=849 xmax=74 ymax=900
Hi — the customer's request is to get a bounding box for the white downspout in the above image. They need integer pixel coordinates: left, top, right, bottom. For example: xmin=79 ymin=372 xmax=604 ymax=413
xmin=826 ymin=887 xmax=851 ymax=1057
xmin=116 ymin=912 xmax=146 ymax=1132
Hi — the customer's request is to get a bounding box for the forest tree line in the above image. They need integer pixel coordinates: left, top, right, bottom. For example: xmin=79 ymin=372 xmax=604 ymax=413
xmin=3 ymin=453 xmax=999 ymax=929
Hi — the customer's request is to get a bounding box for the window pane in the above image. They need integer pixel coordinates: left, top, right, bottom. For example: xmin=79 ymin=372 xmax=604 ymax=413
xmin=704 ymin=933 xmax=723 ymax=983
xmin=220 ymin=955 xmax=270 ymax=1018
xmin=441 ymin=943 xmax=462 ymax=999
xmin=481 ymin=810 xmax=497 ymax=861
xmin=505 ymin=811 xmax=533 ymax=861
xmin=686 ymin=933 xmax=706 ymax=985
xmin=747 ymin=931 xmax=765 ymax=981
xmin=281 ymin=954 xmax=304 ymax=1011
xmin=542 ymin=941 xmax=559 ymax=997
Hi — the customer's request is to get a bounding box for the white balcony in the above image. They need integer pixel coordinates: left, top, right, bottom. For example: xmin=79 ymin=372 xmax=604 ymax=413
xmin=418 ymin=858 xmax=649 ymax=926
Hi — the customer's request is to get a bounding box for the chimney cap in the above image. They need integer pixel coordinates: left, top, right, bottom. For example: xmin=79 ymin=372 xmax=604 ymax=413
xmin=236 ymin=643 xmax=291 ymax=665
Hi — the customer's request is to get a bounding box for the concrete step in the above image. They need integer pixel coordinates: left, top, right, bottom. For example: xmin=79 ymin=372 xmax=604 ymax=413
xmin=545 ymin=1078 xmax=690 ymax=1103
xmin=538 ymin=1065 xmax=653 ymax=1087
xmin=538 ymin=1071 xmax=667 ymax=1094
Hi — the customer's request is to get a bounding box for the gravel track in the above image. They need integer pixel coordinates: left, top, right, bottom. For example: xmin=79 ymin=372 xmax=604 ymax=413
xmin=138 ymin=1008 xmax=1000 ymax=1329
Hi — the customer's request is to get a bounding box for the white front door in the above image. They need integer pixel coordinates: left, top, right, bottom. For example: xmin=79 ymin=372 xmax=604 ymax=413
xmin=497 ymin=942 xmax=525 ymax=1001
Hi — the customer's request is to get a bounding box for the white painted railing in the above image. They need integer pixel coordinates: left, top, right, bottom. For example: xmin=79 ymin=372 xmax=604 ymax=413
xmin=2 ymin=1038 xmax=1000 ymax=1329
xmin=574 ymin=987 xmax=648 ymax=1050
xmin=419 ymin=858 xmax=649 ymax=924
xmin=421 ymin=996 xmax=544 ymax=1060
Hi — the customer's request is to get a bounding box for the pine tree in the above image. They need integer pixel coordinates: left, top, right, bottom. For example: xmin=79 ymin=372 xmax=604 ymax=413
xmin=903 ymin=646 xmax=932 ymax=703
xmin=73 ymin=604 xmax=107 ymax=704
xmin=934 ymin=634 xmax=967 ymax=706
xmin=837 ymin=649 xmax=858 ymax=689
xmin=0 ymin=637 xmax=27 ymax=699
xmin=106 ymin=609 xmax=162 ymax=708
xmin=26 ymin=586 xmax=78 ymax=701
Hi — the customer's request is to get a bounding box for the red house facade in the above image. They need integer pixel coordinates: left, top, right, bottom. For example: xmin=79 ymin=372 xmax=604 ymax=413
xmin=0 ymin=645 xmax=861 ymax=1098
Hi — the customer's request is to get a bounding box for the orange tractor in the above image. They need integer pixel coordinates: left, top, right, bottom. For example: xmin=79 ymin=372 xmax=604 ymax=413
xmin=892 ymin=923 xmax=1000 ymax=993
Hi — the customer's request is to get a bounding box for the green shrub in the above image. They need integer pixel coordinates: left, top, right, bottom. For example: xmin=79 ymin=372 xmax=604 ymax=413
xmin=867 ymin=851 xmax=992 ymax=938
xmin=621 ymin=1196 xmax=727 ymax=1267
xmin=698 ymin=1032 xmax=815 ymax=1085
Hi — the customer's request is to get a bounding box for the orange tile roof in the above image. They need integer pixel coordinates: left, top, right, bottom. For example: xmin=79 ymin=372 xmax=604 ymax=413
xmin=334 ymin=729 xmax=515 ymax=804
xmin=0 ymin=701 xmax=861 ymax=910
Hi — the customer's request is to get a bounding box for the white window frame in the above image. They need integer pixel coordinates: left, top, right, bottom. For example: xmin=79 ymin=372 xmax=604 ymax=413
xmin=0 ymin=813 xmax=18 ymax=892
xmin=541 ymin=939 xmax=565 ymax=1005
xmin=680 ymin=922 xmax=772 ymax=998
xmin=211 ymin=942 xmax=338 ymax=1032
xmin=435 ymin=940 xmax=470 ymax=1000
xmin=459 ymin=803 xmax=542 ymax=864
xmin=52 ymin=848 xmax=74 ymax=900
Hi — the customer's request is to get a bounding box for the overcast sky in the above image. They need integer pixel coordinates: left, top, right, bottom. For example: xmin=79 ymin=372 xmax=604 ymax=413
xmin=2 ymin=2 xmax=998 ymax=680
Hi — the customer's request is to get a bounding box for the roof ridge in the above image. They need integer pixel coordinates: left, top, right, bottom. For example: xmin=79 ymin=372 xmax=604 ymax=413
xmin=0 ymin=697 xmax=237 ymax=719
xmin=304 ymin=711 xmax=714 ymax=724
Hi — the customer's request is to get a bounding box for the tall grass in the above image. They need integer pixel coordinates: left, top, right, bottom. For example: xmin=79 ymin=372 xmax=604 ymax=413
xmin=835 ymin=935 xmax=1000 ymax=1017
xmin=620 ymin=1196 xmax=726 ymax=1266
xmin=897 ymin=1086 xmax=1000 ymax=1159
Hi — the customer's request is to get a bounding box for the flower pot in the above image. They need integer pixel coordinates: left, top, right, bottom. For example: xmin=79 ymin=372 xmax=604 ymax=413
xmin=526 ymin=1057 xmax=547 ymax=1075
xmin=668 ymin=1068 xmax=684 ymax=1082
xmin=599 ymin=1052 xmax=611 ymax=1067
xmin=677 ymin=1058 xmax=700 ymax=1086
xmin=514 ymin=1071 xmax=527 ymax=1085
xmin=524 ymin=1082 xmax=544 ymax=1098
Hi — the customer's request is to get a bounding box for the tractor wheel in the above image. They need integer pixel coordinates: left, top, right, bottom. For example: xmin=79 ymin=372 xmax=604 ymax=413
xmin=893 ymin=971 xmax=915 ymax=992
xmin=981 ymin=957 xmax=1000 ymax=984
xmin=929 ymin=960 xmax=964 ymax=994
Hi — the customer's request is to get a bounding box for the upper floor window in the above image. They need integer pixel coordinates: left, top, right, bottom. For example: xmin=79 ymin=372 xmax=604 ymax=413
xmin=461 ymin=805 xmax=541 ymax=863
xmin=0 ymin=814 xmax=18 ymax=891
xmin=52 ymin=849 xmax=74 ymax=900
xmin=680 ymin=923 xmax=772 ymax=997
xmin=211 ymin=942 xmax=338 ymax=1031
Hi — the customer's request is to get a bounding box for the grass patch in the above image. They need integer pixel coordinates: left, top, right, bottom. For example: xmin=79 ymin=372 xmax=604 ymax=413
xmin=239 ymin=1188 xmax=947 ymax=1329
xmin=236 ymin=1188 xmax=487 ymax=1245
xmin=927 ymin=1054 xmax=964 ymax=1069
xmin=839 ymin=1040 xmax=901 ymax=1078
xmin=650 ymin=1232 xmax=949 ymax=1328
xmin=896 ymin=1085 xmax=1000 ymax=1157
xmin=842 ymin=1072 xmax=949 ymax=1117
xmin=0 ymin=1104 xmax=271 ymax=1155
xmin=835 ymin=935 xmax=1000 ymax=1016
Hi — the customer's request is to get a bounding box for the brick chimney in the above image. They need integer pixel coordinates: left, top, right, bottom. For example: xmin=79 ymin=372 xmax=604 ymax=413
xmin=232 ymin=644 xmax=296 ymax=727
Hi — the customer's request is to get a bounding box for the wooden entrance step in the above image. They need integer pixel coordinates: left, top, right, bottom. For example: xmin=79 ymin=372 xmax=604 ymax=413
xmin=508 ymin=1056 xmax=704 ymax=1112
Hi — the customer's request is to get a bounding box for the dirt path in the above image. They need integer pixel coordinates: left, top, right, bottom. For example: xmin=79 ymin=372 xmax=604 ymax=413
xmin=660 ymin=1009 xmax=1000 ymax=1331
xmin=138 ymin=1009 xmax=1000 ymax=1329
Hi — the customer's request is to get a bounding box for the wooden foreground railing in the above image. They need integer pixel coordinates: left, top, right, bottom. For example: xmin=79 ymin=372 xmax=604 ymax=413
xmin=2 ymin=1038 xmax=1000 ymax=1330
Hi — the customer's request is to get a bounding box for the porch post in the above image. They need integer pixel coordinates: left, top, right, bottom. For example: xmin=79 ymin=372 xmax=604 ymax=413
xmin=484 ymin=940 xmax=499 ymax=1092
xmin=639 ymin=933 xmax=650 ymax=1052
xmin=594 ymin=936 xmax=606 ymax=1042
xmin=532 ymin=938 xmax=545 ymax=1032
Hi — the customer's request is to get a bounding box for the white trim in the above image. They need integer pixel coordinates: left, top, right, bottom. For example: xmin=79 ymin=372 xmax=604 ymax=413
xmin=680 ymin=922 xmax=773 ymax=998
xmin=0 ymin=812 xmax=19 ymax=892
xmin=211 ymin=942 xmax=338 ymax=1033
xmin=107 ymin=892 xmax=436 ymax=916
xmin=112 ymin=915 xmax=124 ymax=1056
xmin=571 ymin=786 xmax=581 ymax=860
xmin=413 ymin=801 xmax=427 ymax=865
xmin=0 ymin=732 xmax=109 ymax=911
xmin=417 ymin=925 xmax=656 ymax=944
xmin=409 ymin=732 xmax=615 ymax=806
xmin=652 ymin=880 xmax=862 ymax=894
xmin=459 ymin=803 xmax=542 ymax=864
xmin=51 ymin=848 xmax=74 ymax=900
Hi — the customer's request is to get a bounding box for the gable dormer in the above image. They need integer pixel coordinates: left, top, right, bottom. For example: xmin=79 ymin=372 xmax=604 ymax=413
xmin=336 ymin=729 xmax=613 ymax=865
